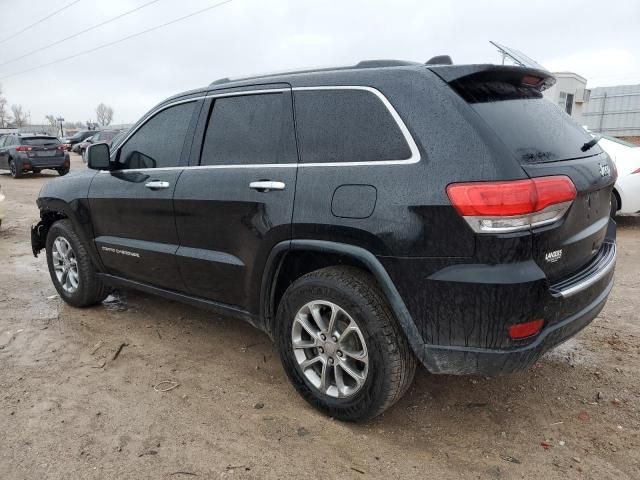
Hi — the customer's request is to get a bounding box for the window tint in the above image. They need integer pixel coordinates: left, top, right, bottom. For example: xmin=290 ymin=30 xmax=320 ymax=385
xmin=119 ymin=102 xmax=195 ymax=169
xmin=200 ymin=93 xmax=295 ymax=166
xmin=471 ymin=99 xmax=598 ymax=163
xmin=21 ymin=137 xmax=60 ymax=146
xmin=294 ymin=89 xmax=411 ymax=164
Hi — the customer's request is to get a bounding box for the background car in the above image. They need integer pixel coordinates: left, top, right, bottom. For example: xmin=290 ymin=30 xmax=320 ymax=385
xmin=81 ymin=129 xmax=124 ymax=162
xmin=73 ymin=135 xmax=93 ymax=154
xmin=62 ymin=130 xmax=96 ymax=151
xmin=594 ymin=134 xmax=640 ymax=216
xmin=0 ymin=133 xmax=70 ymax=178
xmin=0 ymin=184 xmax=5 ymax=228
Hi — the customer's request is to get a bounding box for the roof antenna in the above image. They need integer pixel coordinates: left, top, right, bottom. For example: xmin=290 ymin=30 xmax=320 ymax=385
xmin=425 ymin=55 xmax=452 ymax=65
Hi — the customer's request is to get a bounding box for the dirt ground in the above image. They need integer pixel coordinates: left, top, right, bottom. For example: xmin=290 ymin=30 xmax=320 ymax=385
xmin=1 ymin=154 xmax=639 ymax=480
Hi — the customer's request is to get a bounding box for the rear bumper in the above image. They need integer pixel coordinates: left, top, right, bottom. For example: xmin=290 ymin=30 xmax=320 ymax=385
xmin=27 ymin=156 xmax=67 ymax=168
xmin=417 ymin=276 xmax=613 ymax=375
xmin=381 ymin=230 xmax=617 ymax=376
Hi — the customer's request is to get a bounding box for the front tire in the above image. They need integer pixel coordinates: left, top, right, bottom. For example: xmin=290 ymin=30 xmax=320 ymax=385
xmin=46 ymin=219 xmax=110 ymax=307
xmin=275 ymin=266 xmax=416 ymax=422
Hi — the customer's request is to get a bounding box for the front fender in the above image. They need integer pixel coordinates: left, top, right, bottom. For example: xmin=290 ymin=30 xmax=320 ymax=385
xmin=33 ymin=171 xmax=104 ymax=271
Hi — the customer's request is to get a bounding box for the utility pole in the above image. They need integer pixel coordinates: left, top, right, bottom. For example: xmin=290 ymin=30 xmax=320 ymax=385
xmin=56 ymin=116 xmax=64 ymax=138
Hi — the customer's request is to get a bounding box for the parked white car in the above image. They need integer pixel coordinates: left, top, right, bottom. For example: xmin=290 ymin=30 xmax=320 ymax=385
xmin=0 ymin=184 xmax=5 ymax=228
xmin=597 ymin=135 xmax=640 ymax=216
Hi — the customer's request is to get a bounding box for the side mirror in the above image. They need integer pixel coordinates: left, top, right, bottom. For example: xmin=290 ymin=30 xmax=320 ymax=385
xmin=87 ymin=143 xmax=111 ymax=170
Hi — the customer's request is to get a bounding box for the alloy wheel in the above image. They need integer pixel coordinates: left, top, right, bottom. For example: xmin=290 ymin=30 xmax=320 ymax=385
xmin=52 ymin=236 xmax=79 ymax=293
xmin=291 ymin=300 xmax=369 ymax=398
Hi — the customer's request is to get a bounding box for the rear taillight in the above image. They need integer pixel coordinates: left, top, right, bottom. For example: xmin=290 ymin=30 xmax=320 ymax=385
xmin=15 ymin=146 xmax=33 ymax=152
xmin=56 ymin=145 xmax=65 ymax=151
xmin=447 ymin=176 xmax=577 ymax=233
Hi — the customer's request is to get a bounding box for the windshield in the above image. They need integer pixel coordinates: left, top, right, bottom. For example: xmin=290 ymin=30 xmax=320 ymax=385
xmin=21 ymin=137 xmax=60 ymax=146
xmin=101 ymin=131 xmax=119 ymax=142
xmin=70 ymin=131 xmax=90 ymax=140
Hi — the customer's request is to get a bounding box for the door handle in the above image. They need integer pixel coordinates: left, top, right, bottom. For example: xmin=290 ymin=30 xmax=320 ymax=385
xmin=249 ymin=181 xmax=285 ymax=192
xmin=145 ymin=180 xmax=170 ymax=190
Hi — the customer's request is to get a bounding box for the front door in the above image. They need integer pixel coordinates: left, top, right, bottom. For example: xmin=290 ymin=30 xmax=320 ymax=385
xmin=88 ymin=99 xmax=200 ymax=290
xmin=173 ymin=86 xmax=297 ymax=313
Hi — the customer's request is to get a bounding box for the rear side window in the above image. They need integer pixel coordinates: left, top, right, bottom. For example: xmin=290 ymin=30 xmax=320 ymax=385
xmin=21 ymin=137 xmax=60 ymax=146
xmin=119 ymin=101 xmax=196 ymax=169
xmin=294 ymin=89 xmax=411 ymax=164
xmin=200 ymin=93 xmax=296 ymax=166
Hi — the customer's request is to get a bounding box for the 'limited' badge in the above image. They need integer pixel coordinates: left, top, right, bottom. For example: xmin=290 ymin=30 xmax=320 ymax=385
xmin=545 ymin=249 xmax=563 ymax=263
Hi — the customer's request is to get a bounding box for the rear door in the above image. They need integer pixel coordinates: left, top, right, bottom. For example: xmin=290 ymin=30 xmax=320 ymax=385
xmin=173 ymin=85 xmax=297 ymax=312
xmin=88 ymin=99 xmax=200 ymax=290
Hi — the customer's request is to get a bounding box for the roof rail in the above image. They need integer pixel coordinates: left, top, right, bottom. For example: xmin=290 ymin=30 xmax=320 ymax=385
xmin=209 ymin=59 xmax=421 ymax=86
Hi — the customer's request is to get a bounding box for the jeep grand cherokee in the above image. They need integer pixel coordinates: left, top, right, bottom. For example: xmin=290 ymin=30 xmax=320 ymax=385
xmin=31 ymin=59 xmax=617 ymax=421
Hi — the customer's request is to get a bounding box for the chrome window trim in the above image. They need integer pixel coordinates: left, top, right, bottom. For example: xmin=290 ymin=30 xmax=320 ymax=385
xmin=105 ymin=85 xmax=421 ymax=172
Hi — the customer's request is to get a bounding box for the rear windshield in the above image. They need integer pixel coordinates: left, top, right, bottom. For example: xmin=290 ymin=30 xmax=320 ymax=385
xmin=20 ymin=137 xmax=60 ymax=146
xmin=471 ymin=98 xmax=599 ymax=163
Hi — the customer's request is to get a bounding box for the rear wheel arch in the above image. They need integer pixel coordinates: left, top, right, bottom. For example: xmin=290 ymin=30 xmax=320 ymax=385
xmin=612 ymin=188 xmax=621 ymax=213
xmin=261 ymin=240 xmax=424 ymax=356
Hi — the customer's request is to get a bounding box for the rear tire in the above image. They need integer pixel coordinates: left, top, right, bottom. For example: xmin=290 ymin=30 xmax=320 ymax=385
xmin=275 ymin=266 xmax=416 ymax=422
xmin=46 ymin=219 xmax=110 ymax=307
xmin=610 ymin=191 xmax=619 ymax=218
xmin=57 ymin=167 xmax=70 ymax=176
xmin=9 ymin=159 xmax=21 ymax=178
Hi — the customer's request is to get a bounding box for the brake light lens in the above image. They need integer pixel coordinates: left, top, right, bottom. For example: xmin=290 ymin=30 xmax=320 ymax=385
xmin=521 ymin=75 xmax=543 ymax=87
xmin=56 ymin=145 xmax=65 ymax=151
xmin=15 ymin=146 xmax=33 ymax=152
xmin=508 ymin=319 xmax=545 ymax=340
xmin=447 ymin=176 xmax=577 ymax=233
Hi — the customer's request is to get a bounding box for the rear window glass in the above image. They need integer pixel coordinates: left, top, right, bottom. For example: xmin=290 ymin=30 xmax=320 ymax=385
xmin=294 ymin=89 xmax=411 ymax=164
xmin=471 ymin=99 xmax=599 ymax=163
xmin=21 ymin=137 xmax=60 ymax=146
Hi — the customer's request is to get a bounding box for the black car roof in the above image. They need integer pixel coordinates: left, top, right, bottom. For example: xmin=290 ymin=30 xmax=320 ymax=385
xmin=157 ymin=60 xmax=435 ymax=109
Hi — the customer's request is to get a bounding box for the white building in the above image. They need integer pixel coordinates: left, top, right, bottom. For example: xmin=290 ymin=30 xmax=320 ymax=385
xmin=542 ymin=72 xmax=590 ymax=125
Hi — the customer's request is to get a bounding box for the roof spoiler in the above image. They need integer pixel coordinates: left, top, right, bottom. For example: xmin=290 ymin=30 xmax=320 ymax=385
xmin=428 ymin=64 xmax=556 ymax=91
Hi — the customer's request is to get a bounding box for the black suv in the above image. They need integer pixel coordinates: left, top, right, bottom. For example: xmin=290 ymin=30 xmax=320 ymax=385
xmin=31 ymin=60 xmax=617 ymax=421
xmin=0 ymin=134 xmax=70 ymax=178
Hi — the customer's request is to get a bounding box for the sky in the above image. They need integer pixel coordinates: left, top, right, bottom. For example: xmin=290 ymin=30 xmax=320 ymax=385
xmin=0 ymin=0 xmax=638 ymax=125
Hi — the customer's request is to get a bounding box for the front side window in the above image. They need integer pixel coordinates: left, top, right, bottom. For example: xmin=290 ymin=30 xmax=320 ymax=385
xmin=118 ymin=102 xmax=196 ymax=169
xmin=294 ymin=89 xmax=411 ymax=164
xmin=200 ymin=93 xmax=296 ymax=166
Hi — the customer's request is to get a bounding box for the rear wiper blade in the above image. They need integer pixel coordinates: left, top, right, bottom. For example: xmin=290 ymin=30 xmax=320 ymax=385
xmin=581 ymin=135 xmax=601 ymax=152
